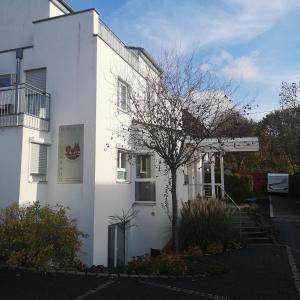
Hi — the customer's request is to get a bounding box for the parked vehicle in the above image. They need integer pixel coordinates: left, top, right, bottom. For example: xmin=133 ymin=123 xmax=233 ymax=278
xmin=267 ymin=173 xmax=289 ymax=193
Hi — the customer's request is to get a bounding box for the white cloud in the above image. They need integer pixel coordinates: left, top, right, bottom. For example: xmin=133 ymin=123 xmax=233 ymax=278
xmin=208 ymin=50 xmax=262 ymax=82
xmin=199 ymin=63 xmax=212 ymax=72
xmin=221 ymin=55 xmax=262 ymax=81
xmin=107 ymin=0 xmax=300 ymax=54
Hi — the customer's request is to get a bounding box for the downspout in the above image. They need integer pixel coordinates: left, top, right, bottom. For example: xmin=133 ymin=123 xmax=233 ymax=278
xmin=15 ymin=48 xmax=23 ymax=123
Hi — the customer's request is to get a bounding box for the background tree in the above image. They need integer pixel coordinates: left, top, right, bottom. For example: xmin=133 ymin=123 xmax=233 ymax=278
xmin=258 ymin=109 xmax=300 ymax=173
xmin=115 ymin=53 xmax=247 ymax=253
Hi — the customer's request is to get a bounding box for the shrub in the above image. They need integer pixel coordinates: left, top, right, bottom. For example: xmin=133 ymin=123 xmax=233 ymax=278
xmin=225 ymin=173 xmax=253 ymax=203
xmin=178 ymin=199 xmax=239 ymax=252
xmin=0 ymin=202 xmax=86 ymax=270
xmin=126 ymin=254 xmax=224 ymax=276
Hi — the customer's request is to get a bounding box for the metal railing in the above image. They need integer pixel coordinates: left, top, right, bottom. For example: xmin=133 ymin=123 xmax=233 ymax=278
xmin=188 ymin=183 xmax=222 ymax=199
xmin=0 ymin=83 xmax=50 ymax=131
xmin=217 ymin=185 xmax=242 ymax=237
xmin=98 ymin=20 xmax=139 ymax=71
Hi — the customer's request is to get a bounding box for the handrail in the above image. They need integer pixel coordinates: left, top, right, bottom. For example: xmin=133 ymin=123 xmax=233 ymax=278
xmin=221 ymin=187 xmax=241 ymax=238
xmin=0 ymin=83 xmax=49 ymax=96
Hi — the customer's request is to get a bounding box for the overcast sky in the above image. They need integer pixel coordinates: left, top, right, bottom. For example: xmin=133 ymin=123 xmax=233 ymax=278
xmin=69 ymin=0 xmax=300 ymax=120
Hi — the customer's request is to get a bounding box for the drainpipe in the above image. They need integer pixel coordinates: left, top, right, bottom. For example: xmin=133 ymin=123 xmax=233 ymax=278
xmin=15 ymin=48 xmax=23 ymax=117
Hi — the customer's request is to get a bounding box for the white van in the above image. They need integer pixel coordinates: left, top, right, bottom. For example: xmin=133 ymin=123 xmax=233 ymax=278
xmin=267 ymin=173 xmax=289 ymax=193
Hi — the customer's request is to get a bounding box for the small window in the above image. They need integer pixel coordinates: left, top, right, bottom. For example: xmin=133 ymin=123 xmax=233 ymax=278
xmin=30 ymin=143 xmax=48 ymax=182
xmin=136 ymin=155 xmax=152 ymax=178
xmin=118 ymin=80 xmax=130 ymax=111
xmin=117 ymin=150 xmax=129 ymax=181
xmin=0 ymin=74 xmax=12 ymax=88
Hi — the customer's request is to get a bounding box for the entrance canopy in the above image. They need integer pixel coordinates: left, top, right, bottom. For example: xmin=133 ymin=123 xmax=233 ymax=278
xmin=188 ymin=137 xmax=259 ymax=200
xmin=198 ymin=137 xmax=259 ymax=153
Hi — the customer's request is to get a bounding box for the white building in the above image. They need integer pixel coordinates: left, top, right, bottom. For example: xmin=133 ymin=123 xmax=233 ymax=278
xmin=0 ymin=0 xmax=259 ymax=267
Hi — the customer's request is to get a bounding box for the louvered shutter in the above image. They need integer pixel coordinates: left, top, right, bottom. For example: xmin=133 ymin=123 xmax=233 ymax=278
xmin=25 ymin=68 xmax=47 ymax=91
xmin=30 ymin=143 xmax=47 ymax=175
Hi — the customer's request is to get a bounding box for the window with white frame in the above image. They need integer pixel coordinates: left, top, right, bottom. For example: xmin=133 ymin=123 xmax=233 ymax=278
xmin=117 ymin=150 xmax=130 ymax=182
xmin=118 ymin=80 xmax=130 ymax=111
xmin=135 ymin=154 xmax=156 ymax=202
xmin=30 ymin=143 xmax=48 ymax=182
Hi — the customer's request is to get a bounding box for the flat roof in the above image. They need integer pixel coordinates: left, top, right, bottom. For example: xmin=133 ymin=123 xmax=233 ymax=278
xmin=56 ymin=0 xmax=75 ymax=13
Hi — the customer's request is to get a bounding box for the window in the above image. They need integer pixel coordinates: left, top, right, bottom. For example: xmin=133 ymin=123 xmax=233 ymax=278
xmin=118 ymin=80 xmax=129 ymax=111
xmin=117 ymin=150 xmax=130 ymax=182
xmin=136 ymin=155 xmax=152 ymax=178
xmin=30 ymin=143 xmax=48 ymax=182
xmin=0 ymin=74 xmax=12 ymax=88
xmin=135 ymin=154 xmax=156 ymax=202
xmin=135 ymin=181 xmax=156 ymax=202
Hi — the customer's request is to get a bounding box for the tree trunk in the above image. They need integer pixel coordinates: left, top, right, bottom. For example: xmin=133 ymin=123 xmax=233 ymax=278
xmin=171 ymin=169 xmax=178 ymax=253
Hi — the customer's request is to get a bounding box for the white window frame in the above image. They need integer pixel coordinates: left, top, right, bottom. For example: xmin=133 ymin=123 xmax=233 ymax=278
xmin=134 ymin=154 xmax=156 ymax=203
xmin=117 ymin=79 xmax=130 ymax=112
xmin=28 ymin=139 xmax=49 ymax=183
xmin=116 ymin=150 xmax=131 ymax=183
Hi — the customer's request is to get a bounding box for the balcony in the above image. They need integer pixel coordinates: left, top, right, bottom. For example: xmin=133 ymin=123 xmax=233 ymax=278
xmin=0 ymin=84 xmax=50 ymax=131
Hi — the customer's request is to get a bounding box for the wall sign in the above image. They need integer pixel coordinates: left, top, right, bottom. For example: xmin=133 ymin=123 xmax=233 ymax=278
xmin=58 ymin=124 xmax=84 ymax=183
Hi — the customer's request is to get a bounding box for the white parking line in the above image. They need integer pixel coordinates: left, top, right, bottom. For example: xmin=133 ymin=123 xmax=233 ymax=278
xmin=140 ymin=280 xmax=235 ymax=300
xmin=286 ymin=246 xmax=300 ymax=299
xmin=72 ymin=281 xmax=114 ymax=300
xmin=270 ymin=195 xmax=274 ymax=218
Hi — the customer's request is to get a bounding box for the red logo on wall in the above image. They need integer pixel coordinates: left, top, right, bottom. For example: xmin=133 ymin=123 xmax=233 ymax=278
xmin=65 ymin=143 xmax=81 ymax=160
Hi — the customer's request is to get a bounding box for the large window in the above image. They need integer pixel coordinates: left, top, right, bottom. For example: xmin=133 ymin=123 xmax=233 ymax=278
xmin=30 ymin=142 xmax=48 ymax=182
xmin=117 ymin=80 xmax=130 ymax=112
xmin=135 ymin=154 xmax=156 ymax=202
xmin=117 ymin=150 xmax=130 ymax=182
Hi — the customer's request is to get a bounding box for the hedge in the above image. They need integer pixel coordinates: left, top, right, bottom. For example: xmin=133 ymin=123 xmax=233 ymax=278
xmin=224 ymin=173 xmax=253 ymax=204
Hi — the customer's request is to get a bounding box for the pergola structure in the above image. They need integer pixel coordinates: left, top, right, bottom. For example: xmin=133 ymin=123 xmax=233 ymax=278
xmin=187 ymin=137 xmax=259 ymax=200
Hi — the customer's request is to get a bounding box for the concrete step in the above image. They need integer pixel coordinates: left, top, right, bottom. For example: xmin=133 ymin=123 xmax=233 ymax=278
xmin=240 ymin=226 xmax=261 ymax=232
xmin=242 ymin=231 xmax=268 ymax=238
xmin=232 ymin=221 xmax=256 ymax=227
xmin=245 ymin=237 xmax=273 ymax=244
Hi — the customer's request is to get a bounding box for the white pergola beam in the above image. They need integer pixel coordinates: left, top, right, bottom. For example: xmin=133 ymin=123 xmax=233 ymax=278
xmin=198 ymin=137 xmax=259 ymax=153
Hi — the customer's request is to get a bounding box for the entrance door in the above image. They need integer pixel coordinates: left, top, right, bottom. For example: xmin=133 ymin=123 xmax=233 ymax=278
xmin=107 ymin=223 xmax=126 ymax=268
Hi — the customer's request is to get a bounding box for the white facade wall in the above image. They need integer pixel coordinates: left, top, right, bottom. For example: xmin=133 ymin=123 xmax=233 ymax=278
xmin=0 ymin=1 xmax=188 ymax=266
xmin=29 ymin=10 xmax=98 ymax=265
xmin=0 ymin=128 xmax=23 ymax=208
xmin=0 ymin=0 xmax=49 ymax=50
xmin=49 ymin=2 xmax=65 ymax=17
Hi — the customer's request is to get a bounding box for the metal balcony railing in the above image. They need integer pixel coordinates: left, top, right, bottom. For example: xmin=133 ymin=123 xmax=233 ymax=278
xmin=0 ymin=83 xmax=50 ymax=131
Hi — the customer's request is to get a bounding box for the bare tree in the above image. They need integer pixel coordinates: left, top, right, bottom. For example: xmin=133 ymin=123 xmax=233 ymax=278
xmin=114 ymin=53 xmax=246 ymax=253
xmin=109 ymin=207 xmax=137 ymax=266
xmin=280 ymin=82 xmax=300 ymax=109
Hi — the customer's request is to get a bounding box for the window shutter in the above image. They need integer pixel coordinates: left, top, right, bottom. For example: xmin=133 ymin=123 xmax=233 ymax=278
xmin=25 ymin=69 xmax=47 ymax=91
xmin=30 ymin=143 xmax=47 ymax=175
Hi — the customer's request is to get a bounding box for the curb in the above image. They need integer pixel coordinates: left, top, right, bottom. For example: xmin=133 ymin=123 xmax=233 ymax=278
xmin=0 ymin=264 xmax=209 ymax=279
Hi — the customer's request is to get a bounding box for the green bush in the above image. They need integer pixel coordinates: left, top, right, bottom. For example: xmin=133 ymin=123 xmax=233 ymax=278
xmin=178 ymin=199 xmax=239 ymax=252
xmin=290 ymin=172 xmax=300 ymax=197
xmin=0 ymin=202 xmax=86 ymax=270
xmin=225 ymin=173 xmax=253 ymax=204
